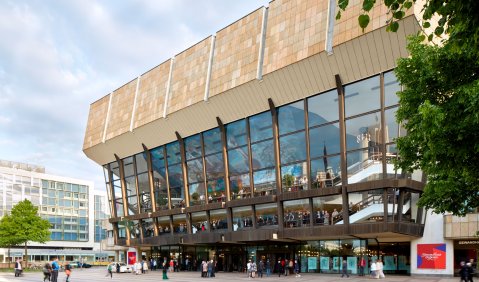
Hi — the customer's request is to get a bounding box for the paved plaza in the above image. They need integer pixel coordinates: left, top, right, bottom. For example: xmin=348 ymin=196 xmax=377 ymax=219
xmin=0 ymin=268 xmax=460 ymax=282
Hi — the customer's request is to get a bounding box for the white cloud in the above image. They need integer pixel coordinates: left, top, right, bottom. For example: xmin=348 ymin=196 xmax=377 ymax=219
xmin=0 ymin=0 xmax=269 ymax=192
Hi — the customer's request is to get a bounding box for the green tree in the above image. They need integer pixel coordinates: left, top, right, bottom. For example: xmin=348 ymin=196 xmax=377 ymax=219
xmin=337 ymin=0 xmax=479 ymax=215
xmin=0 ymin=199 xmax=51 ymax=267
xmin=394 ymin=37 xmax=479 ymax=216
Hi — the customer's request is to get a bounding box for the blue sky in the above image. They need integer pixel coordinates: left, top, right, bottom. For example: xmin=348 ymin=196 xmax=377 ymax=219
xmin=0 ymin=0 xmax=269 ymax=190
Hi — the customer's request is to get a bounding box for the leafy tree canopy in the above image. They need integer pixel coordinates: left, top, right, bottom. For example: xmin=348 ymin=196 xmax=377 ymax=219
xmin=337 ymin=0 xmax=479 ymax=215
xmin=0 ymin=199 xmax=51 ymax=245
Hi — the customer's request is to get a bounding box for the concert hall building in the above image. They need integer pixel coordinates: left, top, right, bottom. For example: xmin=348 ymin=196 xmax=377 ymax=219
xmin=83 ymin=0 xmax=478 ymax=276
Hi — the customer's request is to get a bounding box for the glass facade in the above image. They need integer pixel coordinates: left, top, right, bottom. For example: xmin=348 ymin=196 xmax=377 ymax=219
xmin=102 ymin=71 xmax=424 ymax=274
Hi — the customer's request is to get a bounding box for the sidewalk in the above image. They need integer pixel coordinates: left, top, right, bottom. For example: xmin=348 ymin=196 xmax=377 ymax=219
xmin=0 ymin=268 xmax=459 ymax=282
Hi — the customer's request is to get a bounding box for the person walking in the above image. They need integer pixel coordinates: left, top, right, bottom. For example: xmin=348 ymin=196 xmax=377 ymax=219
xmin=370 ymin=261 xmax=377 ymax=279
xmin=376 ymin=259 xmax=385 ymax=278
xmin=341 ymin=259 xmax=349 ymax=278
xmin=43 ymin=261 xmax=52 ymax=282
xmin=294 ymin=260 xmax=301 ymax=277
xmin=14 ymin=258 xmax=23 ymax=277
xmin=459 ymin=261 xmax=468 ymax=282
xmin=64 ymin=262 xmax=72 ymax=282
xmin=275 ymin=259 xmax=282 ymax=277
xmin=162 ymin=261 xmax=169 ymax=280
xmin=265 ymin=259 xmax=271 ymax=277
xmin=105 ymin=263 xmax=113 ymax=279
xmin=51 ymin=257 xmax=60 ymax=282
xmin=359 ymin=256 xmax=366 ymax=276
xmin=258 ymin=260 xmax=264 ymax=278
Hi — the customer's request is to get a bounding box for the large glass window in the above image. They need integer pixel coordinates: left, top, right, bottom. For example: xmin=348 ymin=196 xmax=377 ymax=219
xmin=203 ymin=128 xmax=226 ymax=202
xmin=172 ymin=214 xmax=187 ymax=234
xmin=232 ymin=206 xmax=253 ymax=231
xmin=384 ymin=71 xmax=401 ymax=107
xmin=347 ymin=149 xmax=383 ymax=184
xmin=189 ymin=182 xmax=206 ymax=205
xmin=137 ymin=173 xmax=151 ymax=213
xmin=344 ymin=75 xmax=380 ymax=117
xmin=156 ymin=216 xmax=171 ymax=234
xmin=125 ymin=175 xmax=138 ymax=215
xmin=255 ymin=203 xmax=278 ymax=227
xmin=151 ymin=146 xmax=169 ymax=210
xmin=167 ymin=141 xmax=185 ymax=209
xmin=230 ymin=174 xmax=251 ymax=200
xmin=312 ymin=195 xmax=344 ymax=225
xmin=310 ymin=155 xmax=341 ymax=188
xmin=227 ymin=119 xmax=251 ymax=200
xmin=308 ymin=89 xmax=339 ymax=126
xmin=110 ymin=162 xmax=123 ymax=217
xmin=345 ymin=112 xmax=382 ymax=152
xmin=283 ymin=199 xmax=310 ymax=228
xmin=142 ymin=218 xmax=154 ymax=238
xmin=281 ymin=162 xmax=308 ymax=192
xmin=278 ymin=101 xmax=305 ymax=135
xmin=210 ymin=209 xmax=228 ymax=231
xmin=191 ymin=211 xmax=208 ymax=233
xmin=309 ymin=123 xmax=340 ymax=158
xmin=250 ymin=111 xmax=273 ymax=142
xmin=253 ymin=169 xmax=276 ymax=196
xmin=348 ymin=190 xmax=386 ymax=224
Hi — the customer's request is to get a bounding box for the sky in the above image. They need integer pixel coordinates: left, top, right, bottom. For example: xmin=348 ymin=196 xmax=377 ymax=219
xmin=0 ymin=0 xmax=270 ymax=191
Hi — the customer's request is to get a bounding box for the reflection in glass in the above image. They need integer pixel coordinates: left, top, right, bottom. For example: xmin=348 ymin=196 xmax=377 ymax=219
xmin=249 ymin=111 xmax=273 ymax=142
xmin=135 ymin=153 xmax=149 ymax=174
xmin=205 ymin=153 xmax=224 ymax=179
xmin=210 ymin=209 xmax=228 ymax=231
xmin=310 ymin=155 xmax=341 ymax=188
xmin=187 ymin=159 xmax=204 ymax=183
xmin=123 ymin=156 xmax=134 ymax=178
xmin=185 ymin=134 xmax=202 ymax=160
xmin=255 ymin=203 xmax=278 ymax=227
xmin=207 ymin=178 xmax=225 ymax=203
xmin=228 ymin=147 xmax=249 ymax=174
xmin=191 ymin=211 xmax=208 ymax=233
xmin=345 ymin=112 xmax=382 ymax=151
xmin=232 ymin=206 xmax=253 ymax=230
xmin=137 ymin=173 xmax=151 ymax=213
xmin=347 ymin=149 xmax=383 ymax=184
xmin=345 ymin=75 xmax=380 ymax=117
xmin=125 ymin=176 xmax=137 ymax=215
xmin=308 ymin=90 xmax=339 ymax=127
xmin=142 ymin=218 xmax=154 ymax=238
xmin=251 ymin=140 xmax=275 ymax=170
xmin=203 ymin=128 xmax=222 ymax=155
xmin=278 ymin=101 xmax=305 ymax=135
xmin=230 ymin=174 xmax=251 ymax=200
xmin=385 ymin=107 xmax=400 ymax=142
xmin=189 ymin=182 xmax=206 ymax=206
xmin=312 ymin=195 xmax=343 ymax=225
xmin=401 ymin=191 xmax=422 ymax=224
xmin=384 ymin=71 xmax=401 ymax=107
xmin=112 ymin=179 xmax=123 ymax=217
xmin=172 ymin=214 xmax=187 ymax=234
xmin=280 ymin=132 xmax=306 ymax=164
xmin=167 ymin=164 xmax=184 ymax=191
xmin=166 ymin=142 xmax=181 ymax=164
xmin=226 ymin=120 xmax=247 ymax=148
xmin=130 ymin=220 xmax=141 ymax=239
xmin=309 ymin=123 xmax=340 ymax=158
xmin=253 ymin=169 xmax=276 ymax=196
xmin=281 ymin=162 xmax=307 ymax=192
xmin=283 ymin=199 xmax=310 ymax=228
xmin=156 ymin=216 xmax=171 ymax=234
xmin=348 ymin=191 xmax=386 ymax=224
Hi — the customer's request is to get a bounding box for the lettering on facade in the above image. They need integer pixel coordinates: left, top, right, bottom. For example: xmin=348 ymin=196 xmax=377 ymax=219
xmin=458 ymin=241 xmax=479 ymax=245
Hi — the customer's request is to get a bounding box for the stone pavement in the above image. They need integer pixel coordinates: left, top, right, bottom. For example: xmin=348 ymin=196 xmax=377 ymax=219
xmin=0 ymin=268 xmax=459 ymax=282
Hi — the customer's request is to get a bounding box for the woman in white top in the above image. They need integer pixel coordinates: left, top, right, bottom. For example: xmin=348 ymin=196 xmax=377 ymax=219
xmin=370 ymin=261 xmax=377 ymax=279
xmin=376 ymin=259 xmax=385 ymax=278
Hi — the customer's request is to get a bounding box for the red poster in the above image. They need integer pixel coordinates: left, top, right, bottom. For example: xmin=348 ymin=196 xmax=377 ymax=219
xmin=127 ymin=251 xmax=136 ymax=265
xmin=417 ymin=244 xmax=446 ymax=269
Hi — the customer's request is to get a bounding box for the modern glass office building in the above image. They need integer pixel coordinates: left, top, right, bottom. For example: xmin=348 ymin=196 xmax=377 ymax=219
xmin=83 ymin=0 xmax=476 ymax=276
xmin=0 ymin=160 xmax=112 ymax=263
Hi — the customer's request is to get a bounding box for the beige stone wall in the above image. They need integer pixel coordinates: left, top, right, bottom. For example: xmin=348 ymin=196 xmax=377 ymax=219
xmin=134 ymin=60 xmax=171 ymax=128
xmin=444 ymin=213 xmax=479 ymax=239
xmin=209 ymin=8 xmax=264 ymax=97
xmin=83 ymin=95 xmax=110 ymax=149
xmin=167 ymin=37 xmax=212 ymax=115
xmin=263 ymin=0 xmax=329 ymax=75
xmin=105 ymin=79 xmax=137 ymax=140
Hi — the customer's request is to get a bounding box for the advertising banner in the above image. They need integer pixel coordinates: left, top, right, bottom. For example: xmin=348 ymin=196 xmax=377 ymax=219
xmin=127 ymin=251 xmax=137 ymax=265
xmin=417 ymin=243 xmax=446 ymax=269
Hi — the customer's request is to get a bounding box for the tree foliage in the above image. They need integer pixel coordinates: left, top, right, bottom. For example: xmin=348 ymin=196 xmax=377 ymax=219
xmin=0 ymin=200 xmax=51 ymax=264
xmin=337 ymin=0 xmax=479 ymax=215
xmin=394 ymin=37 xmax=479 ymax=215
